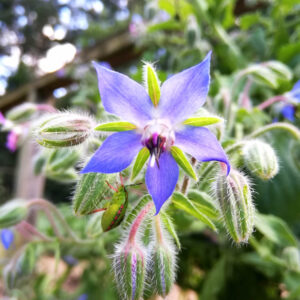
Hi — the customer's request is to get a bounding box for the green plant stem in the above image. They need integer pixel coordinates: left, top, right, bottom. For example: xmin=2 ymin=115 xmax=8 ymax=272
xmin=181 ymin=157 xmax=196 ymax=194
xmin=248 ymin=122 xmax=300 ymax=140
xmin=27 ymin=199 xmax=89 ymax=244
xmin=154 ymin=215 xmax=163 ymax=244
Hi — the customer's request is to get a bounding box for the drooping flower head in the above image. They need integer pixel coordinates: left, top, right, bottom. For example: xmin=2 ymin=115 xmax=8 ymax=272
xmin=81 ymin=52 xmax=230 ymax=213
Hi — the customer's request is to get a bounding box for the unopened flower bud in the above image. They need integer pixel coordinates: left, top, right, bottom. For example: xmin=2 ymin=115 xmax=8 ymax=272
xmin=151 ymin=216 xmax=176 ymax=297
xmin=152 ymin=245 xmax=176 ymax=297
xmin=113 ymin=243 xmax=146 ymax=300
xmin=73 ymin=173 xmax=117 ymax=215
xmin=214 ymin=169 xmax=255 ymax=243
xmin=6 ymin=103 xmax=37 ymax=123
xmin=36 ymin=112 xmax=94 ymax=148
xmin=243 ymin=140 xmax=279 ymax=180
xmin=0 ymin=200 xmax=28 ymax=228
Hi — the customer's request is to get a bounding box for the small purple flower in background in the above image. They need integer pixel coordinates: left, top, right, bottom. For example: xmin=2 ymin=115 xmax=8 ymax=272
xmin=286 ymin=80 xmax=300 ymax=103
xmin=281 ymin=104 xmax=295 ymax=122
xmin=1 ymin=229 xmax=14 ymax=250
xmin=6 ymin=130 xmax=19 ymax=152
xmin=63 ymin=255 xmax=78 ymax=266
xmin=82 ymin=52 xmax=230 ymax=213
xmin=77 ymin=294 xmax=88 ymax=300
xmin=281 ymin=80 xmax=300 ymax=122
xmin=0 ymin=112 xmax=19 ymax=152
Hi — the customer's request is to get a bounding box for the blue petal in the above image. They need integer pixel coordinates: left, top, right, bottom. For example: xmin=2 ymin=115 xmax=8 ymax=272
xmin=145 ymin=152 xmax=179 ymax=214
xmin=93 ymin=62 xmax=153 ymax=127
xmin=291 ymin=80 xmax=300 ymax=102
xmin=158 ymin=52 xmax=211 ymax=125
xmin=1 ymin=229 xmax=14 ymax=250
xmin=175 ymin=126 xmax=230 ymax=174
xmin=81 ymin=131 xmax=142 ymax=173
xmin=281 ymin=105 xmax=295 ymax=122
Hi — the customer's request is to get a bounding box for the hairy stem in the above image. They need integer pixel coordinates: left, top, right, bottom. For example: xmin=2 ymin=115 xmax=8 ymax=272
xmin=27 ymin=199 xmax=81 ymax=243
xmin=181 ymin=157 xmax=196 ymax=194
xmin=257 ymin=95 xmax=289 ymax=110
xmin=128 ymin=202 xmax=153 ymax=244
xmin=154 ymin=215 xmax=163 ymax=244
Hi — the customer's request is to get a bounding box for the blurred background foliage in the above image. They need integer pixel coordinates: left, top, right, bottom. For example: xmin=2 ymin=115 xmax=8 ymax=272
xmin=0 ymin=0 xmax=300 ymax=299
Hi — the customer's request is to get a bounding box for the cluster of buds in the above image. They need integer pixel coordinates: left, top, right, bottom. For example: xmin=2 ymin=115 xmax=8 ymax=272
xmin=112 ymin=199 xmax=177 ymax=300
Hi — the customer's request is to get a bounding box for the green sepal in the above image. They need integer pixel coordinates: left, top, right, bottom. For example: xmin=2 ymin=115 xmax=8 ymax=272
xmin=160 ymin=211 xmax=181 ymax=249
xmin=187 ymin=190 xmax=219 ymax=219
xmin=153 ymin=246 xmax=174 ymax=297
xmin=145 ymin=63 xmax=161 ymax=106
xmin=170 ymin=146 xmax=197 ymax=180
xmin=183 ymin=116 xmax=221 ymax=126
xmin=94 ymin=121 xmax=137 ymax=132
xmin=172 ymin=192 xmax=217 ymax=231
xmin=48 ymin=149 xmax=79 ymax=172
xmin=131 ymin=147 xmax=150 ymax=180
xmin=73 ymin=173 xmax=116 ymax=215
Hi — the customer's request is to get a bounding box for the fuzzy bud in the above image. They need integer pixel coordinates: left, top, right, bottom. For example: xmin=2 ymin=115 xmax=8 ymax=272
xmin=73 ymin=173 xmax=117 ymax=215
xmin=151 ymin=216 xmax=176 ymax=297
xmin=0 ymin=200 xmax=28 ymax=228
xmin=36 ymin=112 xmax=94 ymax=148
xmin=214 ymin=169 xmax=255 ymax=243
xmin=242 ymin=140 xmax=279 ymax=180
xmin=6 ymin=103 xmax=37 ymax=123
xmin=113 ymin=244 xmax=146 ymax=300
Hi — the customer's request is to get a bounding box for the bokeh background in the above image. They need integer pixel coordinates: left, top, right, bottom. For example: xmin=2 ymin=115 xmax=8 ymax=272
xmin=0 ymin=0 xmax=300 ymax=299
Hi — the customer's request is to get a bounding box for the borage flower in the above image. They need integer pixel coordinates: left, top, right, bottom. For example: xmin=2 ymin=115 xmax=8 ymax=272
xmin=81 ymin=52 xmax=230 ymax=213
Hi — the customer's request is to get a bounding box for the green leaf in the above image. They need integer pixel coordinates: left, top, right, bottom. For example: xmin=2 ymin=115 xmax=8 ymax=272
xmin=255 ymin=213 xmax=297 ymax=247
xmin=147 ymin=20 xmax=182 ymax=33
xmin=94 ymin=121 xmax=137 ymax=132
xmin=243 ymin=65 xmax=279 ymax=88
xmin=145 ymin=63 xmax=161 ymax=106
xmin=170 ymin=146 xmax=197 ymax=180
xmin=131 ymin=147 xmax=150 ymax=180
xmin=73 ymin=173 xmax=116 ymax=215
xmin=183 ymin=116 xmax=222 ymax=127
xmin=172 ymin=192 xmax=217 ymax=231
xmin=201 ymin=256 xmax=227 ymax=299
xmin=187 ymin=190 xmax=219 ymax=219
xmin=160 ymin=211 xmax=181 ymax=249
xmin=264 ymin=61 xmax=292 ymax=81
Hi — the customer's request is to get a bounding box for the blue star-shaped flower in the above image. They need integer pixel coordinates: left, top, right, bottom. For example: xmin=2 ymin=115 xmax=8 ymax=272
xmin=81 ymin=52 xmax=230 ymax=213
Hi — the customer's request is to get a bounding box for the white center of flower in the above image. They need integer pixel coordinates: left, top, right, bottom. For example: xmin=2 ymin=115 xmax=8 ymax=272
xmin=141 ymin=119 xmax=175 ymax=167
